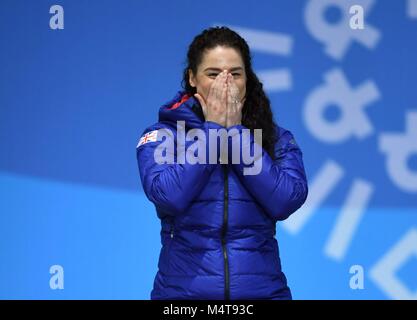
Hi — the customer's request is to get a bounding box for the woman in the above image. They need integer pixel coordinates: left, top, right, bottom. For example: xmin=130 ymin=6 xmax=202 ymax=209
xmin=136 ymin=26 xmax=308 ymax=300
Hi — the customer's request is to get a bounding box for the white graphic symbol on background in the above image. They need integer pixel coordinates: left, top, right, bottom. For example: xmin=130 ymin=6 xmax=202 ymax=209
xmin=370 ymin=228 xmax=417 ymax=300
xmin=303 ymin=68 xmax=380 ymax=144
xmin=408 ymin=0 xmax=417 ymax=18
xmin=305 ymin=0 xmax=381 ymax=60
xmin=281 ymin=160 xmax=374 ymax=262
xmin=379 ymin=111 xmax=417 ymax=193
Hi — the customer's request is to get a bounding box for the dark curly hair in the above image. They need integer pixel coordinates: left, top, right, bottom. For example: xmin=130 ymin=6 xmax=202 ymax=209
xmin=181 ymin=26 xmax=279 ymax=160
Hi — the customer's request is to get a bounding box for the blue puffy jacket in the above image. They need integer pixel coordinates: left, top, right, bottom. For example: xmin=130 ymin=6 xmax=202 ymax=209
xmin=136 ymin=90 xmax=308 ymax=300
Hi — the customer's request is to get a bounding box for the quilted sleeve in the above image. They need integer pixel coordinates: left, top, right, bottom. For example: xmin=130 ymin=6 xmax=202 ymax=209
xmin=136 ymin=121 xmax=224 ymax=216
xmin=228 ymin=124 xmax=308 ymax=222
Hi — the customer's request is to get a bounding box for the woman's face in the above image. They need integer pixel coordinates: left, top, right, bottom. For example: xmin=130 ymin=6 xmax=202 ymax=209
xmin=189 ymin=46 xmax=247 ymax=103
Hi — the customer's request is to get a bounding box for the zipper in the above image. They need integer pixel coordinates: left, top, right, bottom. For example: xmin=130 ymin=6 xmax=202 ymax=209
xmin=221 ymin=164 xmax=230 ymax=300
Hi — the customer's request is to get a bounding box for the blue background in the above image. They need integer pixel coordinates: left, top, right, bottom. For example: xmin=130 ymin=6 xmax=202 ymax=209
xmin=0 ymin=0 xmax=416 ymax=299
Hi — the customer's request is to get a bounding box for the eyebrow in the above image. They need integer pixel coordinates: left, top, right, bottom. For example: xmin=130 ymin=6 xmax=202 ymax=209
xmin=203 ymin=67 xmax=244 ymax=72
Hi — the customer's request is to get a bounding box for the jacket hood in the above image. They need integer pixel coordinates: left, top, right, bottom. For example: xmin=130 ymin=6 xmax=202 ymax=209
xmin=158 ymin=90 xmax=205 ymax=129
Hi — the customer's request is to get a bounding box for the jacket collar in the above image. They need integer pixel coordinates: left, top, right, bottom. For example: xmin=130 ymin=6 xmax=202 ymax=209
xmin=158 ymin=90 xmax=205 ymax=129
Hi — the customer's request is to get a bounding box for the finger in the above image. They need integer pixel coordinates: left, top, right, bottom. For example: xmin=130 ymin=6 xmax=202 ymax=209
xmin=216 ymin=71 xmax=227 ymax=100
xmin=230 ymin=76 xmax=243 ymax=113
xmin=207 ymin=71 xmax=222 ymax=97
xmin=213 ymin=70 xmax=227 ymax=101
xmin=207 ymin=71 xmax=223 ymax=99
xmin=227 ymin=75 xmax=237 ymax=113
xmin=221 ymin=77 xmax=228 ymax=111
xmin=229 ymin=76 xmax=240 ymax=99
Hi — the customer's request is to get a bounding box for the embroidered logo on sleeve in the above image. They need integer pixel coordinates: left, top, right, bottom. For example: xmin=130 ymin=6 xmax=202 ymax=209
xmin=137 ymin=130 xmax=158 ymax=147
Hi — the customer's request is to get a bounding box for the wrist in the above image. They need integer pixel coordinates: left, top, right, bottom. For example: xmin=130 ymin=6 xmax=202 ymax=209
xmin=205 ymin=120 xmax=226 ymax=128
xmin=226 ymin=118 xmax=242 ymax=128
